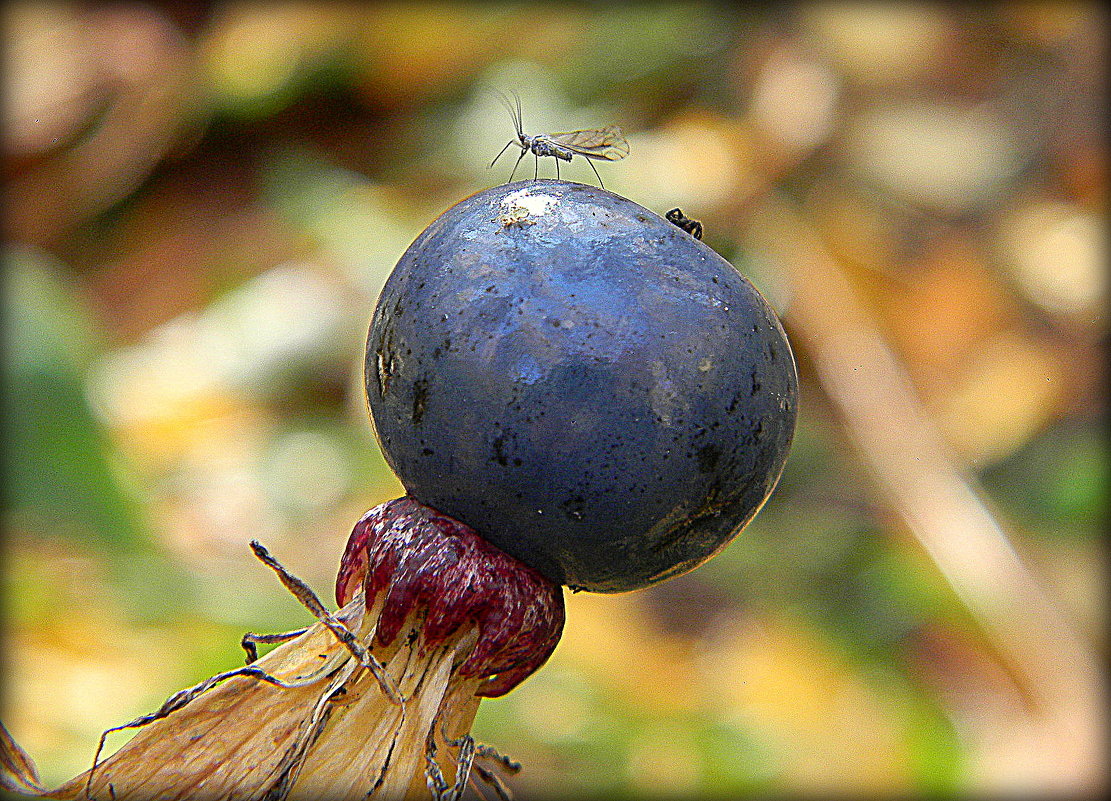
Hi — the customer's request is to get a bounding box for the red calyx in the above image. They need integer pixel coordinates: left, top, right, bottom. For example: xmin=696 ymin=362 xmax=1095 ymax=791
xmin=336 ymin=497 xmax=565 ymax=697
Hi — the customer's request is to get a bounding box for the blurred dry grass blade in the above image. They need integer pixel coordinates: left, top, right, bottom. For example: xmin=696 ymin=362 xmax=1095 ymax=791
xmin=1 ymin=725 xmax=44 ymax=795
xmin=0 ymin=548 xmax=516 ymax=801
xmin=745 ymin=193 xmax=1105 ymax=794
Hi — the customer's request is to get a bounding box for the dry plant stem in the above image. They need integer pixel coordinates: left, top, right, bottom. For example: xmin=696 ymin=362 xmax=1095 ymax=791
xmin=1 ymin=527 xmax=544 ymax=800
xmin=250 ymin=539 xmax=403 ymax=703
xmin=745 ymin=193 xmax=1105 ymax=790
xmin=1 ymin=500 xmax=562 ymax=800
xmin=7 ymin=596 xmax=390 ymax=799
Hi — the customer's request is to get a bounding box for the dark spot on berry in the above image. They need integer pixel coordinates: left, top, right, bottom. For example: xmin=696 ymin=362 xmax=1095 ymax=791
xmin=492 ymin=435 xmax=509 ymax=466
xmin=411 ymin=377 xmax=429 ymax=425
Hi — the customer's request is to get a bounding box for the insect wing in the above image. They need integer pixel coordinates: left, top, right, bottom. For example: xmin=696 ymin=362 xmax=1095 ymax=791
xmin=548 ymin=125 xmax=629 ymax=160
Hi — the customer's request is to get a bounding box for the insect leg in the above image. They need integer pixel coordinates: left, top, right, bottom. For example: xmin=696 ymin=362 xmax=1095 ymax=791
xmin=507 ymin=147 xmax=526 ymax=183
xmin=555 ymin=158 xmax=560 ymax=180
xmin=533 ymin=152 xmax=539 ymax=181
xmin=586 ymin=156 xmax=605 ymax=190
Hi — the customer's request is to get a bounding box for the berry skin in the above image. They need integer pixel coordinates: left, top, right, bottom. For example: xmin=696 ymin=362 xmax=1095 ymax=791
xmin=366 ymin=180 xmax=797 ymax=592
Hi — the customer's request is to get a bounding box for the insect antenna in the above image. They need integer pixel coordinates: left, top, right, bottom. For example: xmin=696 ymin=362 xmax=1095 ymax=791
xmin=494 ymin=90 xmax=524 ymax=141
xmin=513 ymin=91 xmax=524 ymax=140
xmin=490 ymin=90 xmax=526 ymax=176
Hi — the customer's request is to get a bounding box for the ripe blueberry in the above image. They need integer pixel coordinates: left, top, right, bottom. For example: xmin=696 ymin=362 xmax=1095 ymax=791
xmin=367 ymin=180 xmax=797 ymax=592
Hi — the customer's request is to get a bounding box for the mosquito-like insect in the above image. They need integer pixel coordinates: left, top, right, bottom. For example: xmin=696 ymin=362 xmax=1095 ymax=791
xmin=489 ymin=92 xmax=629 ymax=189
xmin=666 ymin=207 xmax=703 ymax=240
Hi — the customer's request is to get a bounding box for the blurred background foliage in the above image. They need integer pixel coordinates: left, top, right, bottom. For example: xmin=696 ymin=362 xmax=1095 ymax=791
xmin=1 ymin=2 xmax=1105 ymax=798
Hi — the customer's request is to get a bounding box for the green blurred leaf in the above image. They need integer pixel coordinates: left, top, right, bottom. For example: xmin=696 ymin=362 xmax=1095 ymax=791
xmin=2 ymin=248 xmax=148 ymax=550
xmin=563 ymin=4 xmax=741 ymax=99
xmin=695 ymin=718 xmax=779 ymax=793
xmin=981 ymin=421 xmax=1107 ymax=537
xmin=901 ymin=695 xmax=964 ymax=794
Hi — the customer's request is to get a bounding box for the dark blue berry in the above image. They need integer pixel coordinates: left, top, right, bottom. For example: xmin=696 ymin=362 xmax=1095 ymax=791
xmin=366 ymin=180 xmax=797 ymax=592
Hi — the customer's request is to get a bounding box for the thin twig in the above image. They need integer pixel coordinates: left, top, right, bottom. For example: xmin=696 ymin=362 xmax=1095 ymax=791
xmin=249 ymin=541 xmax=404 ymax=704
xmin=242 ymin=628 xmax=309 ymax=664
xmin=475 ymin=743 xmax=521 ymax=775
xmin=472 ymin=764 xmax=513 ymax=801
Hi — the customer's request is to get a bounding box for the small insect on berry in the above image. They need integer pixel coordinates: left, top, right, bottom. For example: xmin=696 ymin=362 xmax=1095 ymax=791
xmin=666 ymin=208 xmax=703 ymax=240
xmin=489 ymin=91 xmax=629 ymax=189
